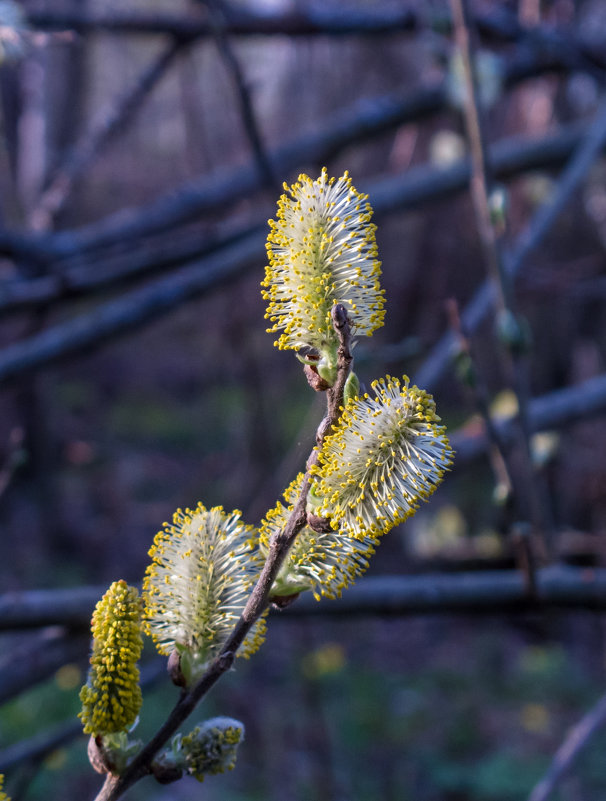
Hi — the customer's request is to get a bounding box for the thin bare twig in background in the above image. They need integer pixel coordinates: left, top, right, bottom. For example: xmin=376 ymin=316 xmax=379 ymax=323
xmin=527 ymin=692 xmax=606 ymax=801
xmin=446 ymin=298 xmax=513 ymax=499
xmin=415 ymin=90 xmax=606 ymax=394
xmin=203 ymin=0 xmax=275 ymax=187
xmin=30 ymin=39 xmax=184 ymax=231
xmin=450 ymin=0 xmax=550 ymax=563
xmin=452 ymin=370 xmax=606 ymax=463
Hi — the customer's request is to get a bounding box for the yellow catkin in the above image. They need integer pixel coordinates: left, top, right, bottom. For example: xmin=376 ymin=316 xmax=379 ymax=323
xmin=312 ymin=375 xmax=453 ymax=538
xmin=262 ymin=170 xmax=385 ymax=356
xmin=142 ymin=505 xmax=265 ymax=670
xmin=79 ymin=581 xmax=143 ymax=737
xmin=259 ymin=473 xmax=379 ymax=601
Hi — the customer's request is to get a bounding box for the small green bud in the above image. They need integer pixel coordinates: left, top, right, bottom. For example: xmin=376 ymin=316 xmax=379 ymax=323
xmin=496 ymin=310 xmax=532 ymax=355
xmin=452 ymin=346 xmax=476 ymax=388
xmin=488 ymin=186 xmax=508 ymax=233
xmin=159 ymin=718 xmax=245 ymax=784
xmin=343 ymin=371 xmax=360 ymax=405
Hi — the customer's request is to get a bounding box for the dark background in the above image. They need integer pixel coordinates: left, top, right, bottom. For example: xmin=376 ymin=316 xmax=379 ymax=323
xmin=1 ymin=0 xmax=606 ymax=799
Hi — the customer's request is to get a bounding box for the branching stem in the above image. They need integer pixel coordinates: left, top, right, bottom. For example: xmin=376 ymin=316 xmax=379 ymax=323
xmin=93 ymin=304 xmax=353 ymax=801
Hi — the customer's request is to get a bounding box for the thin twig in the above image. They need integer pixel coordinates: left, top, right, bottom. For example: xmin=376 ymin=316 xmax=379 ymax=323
xmin=527 ymin=692 xmax=606 ymax=801
xmin=203 ymin=0 xmax=275 ymax=187
xmin=446 ymin=298 xmax=513 ymax=499
xmin=449 ymin=0 xmax=548 ymax=567
xmin=415 ymin=90 xmax=606 ymax=394
xmin=30 ymin=39 xmax=184 ymax=231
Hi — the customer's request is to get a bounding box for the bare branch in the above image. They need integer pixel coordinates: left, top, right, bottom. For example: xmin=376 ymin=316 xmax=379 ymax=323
xmin=527 ymin=692 xmax=606 ymax=801
xmin=0 ymin=659 xmax=165 ymax=772
xmin=0 ymin=232 xmax=265 ymax=384
xmin=286 ymin=566 xmax=606 ymax=617
xmin=0 ymin=629 xmax=88 ymax=704
xmin=451 ymin=371 xmax=606 ymax=464
xmin=415 ymin=91 xmax=606 ymax=392
xmin=449 ymin=0 xmax=549 ymax=563
xmin=0 ymin=585 xmax=105 ymax=630
xmin=5 ymin=566 xmax=606 ymax=635
xmin=203 ymin=0 xmax=275 ymax=187
xmin=0 ymin=719 xmax=82 ymax=773
xmin=22 ymin=3 xmax=606 ymax=82
xmin=0 ymin=42 xmax=592 ymax=265
xmin=30 ymin=39 xmax=184 ymax=231
xmin=25 ymin=6 xmax=419 ymax=39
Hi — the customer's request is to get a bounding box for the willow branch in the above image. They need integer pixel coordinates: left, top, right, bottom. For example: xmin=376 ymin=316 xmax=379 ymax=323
xmin=93 ymin=305 xmax=353 ymax=801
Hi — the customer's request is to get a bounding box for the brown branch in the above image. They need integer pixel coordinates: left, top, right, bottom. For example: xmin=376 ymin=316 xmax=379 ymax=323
xmin=449 ymin=0 xmax=549 ymax=568
xmin=527 ymin=692 xmax=606 ymax=801
xmin=92 ymin=305 xmax=354 ymax=801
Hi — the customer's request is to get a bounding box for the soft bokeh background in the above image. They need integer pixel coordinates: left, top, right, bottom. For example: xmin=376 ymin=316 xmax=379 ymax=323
xmin=1 ymin=0 xmax=606 ymax=798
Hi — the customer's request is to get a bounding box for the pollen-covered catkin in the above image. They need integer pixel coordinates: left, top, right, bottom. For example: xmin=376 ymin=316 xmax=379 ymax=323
xmin=262 ymin=169 xmax=385 ymax=372
xmin=79 ymin=581 xmax=143 ymax=737
xmin=259 ymin=473 xmax=380 ymax=601
xmin=312 ymin=375 xmax=453 ymax=538
xmin=143 ymin=505 xmax=265 ymax=678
